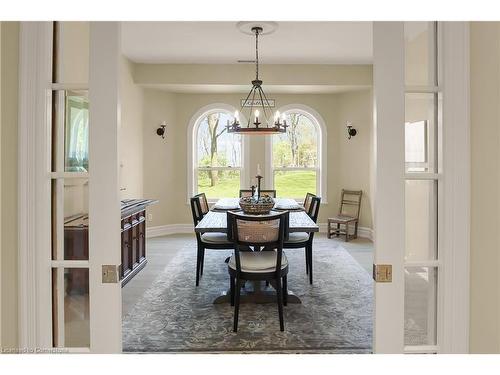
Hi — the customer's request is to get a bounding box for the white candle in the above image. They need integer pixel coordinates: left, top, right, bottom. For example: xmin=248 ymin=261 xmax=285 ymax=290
xmin=257 ymin=164 xmax=261 ymax=176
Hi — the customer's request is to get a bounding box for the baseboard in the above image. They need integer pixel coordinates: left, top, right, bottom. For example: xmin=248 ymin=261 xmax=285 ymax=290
xmin=317 ymin=223 xmax=373 ymax=241
xmin=147 ymin=223 xmax=373 ymax=241
xmin=146 ymin=224 xmax=193 ymax=238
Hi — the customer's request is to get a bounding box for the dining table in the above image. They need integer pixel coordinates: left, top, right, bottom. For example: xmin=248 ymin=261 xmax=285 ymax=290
xmin=194 ymin=197 xmax=320 ymax=304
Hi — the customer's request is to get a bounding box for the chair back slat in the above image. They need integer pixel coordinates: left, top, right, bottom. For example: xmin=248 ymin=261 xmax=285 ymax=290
xmin=196 ymin=193 xmax=209 ymax=214
xmin=339 ymin=189 xmax=362 ymax=219
xmin=303 ymin=192 xmax=315 ymax=213
xmin=228 ymin=211 xmax=287 ymax=274
xmin=190 ymin=193 xmax=209 ymax=226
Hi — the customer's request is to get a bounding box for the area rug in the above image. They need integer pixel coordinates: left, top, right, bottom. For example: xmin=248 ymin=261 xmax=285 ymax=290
xmin=122 ymin=242 xmax=373 ymax=353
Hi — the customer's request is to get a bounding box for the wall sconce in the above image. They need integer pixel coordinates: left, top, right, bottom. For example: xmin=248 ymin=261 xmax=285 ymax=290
xmin=346 ymin=122 xmax=357 ymax=140
xmin=156 ymin=121 xmax=167 ymax=139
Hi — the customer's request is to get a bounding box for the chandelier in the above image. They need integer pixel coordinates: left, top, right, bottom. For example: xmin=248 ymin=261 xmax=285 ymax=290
xmin=226 ymin=26 xmax=287 ymax=135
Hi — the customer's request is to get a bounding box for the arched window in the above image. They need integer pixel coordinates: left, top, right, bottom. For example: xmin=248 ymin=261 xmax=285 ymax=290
xmin=189 ymin=105 xmax=246 ymax=199
xmin=269 ymin=105 xmax=326 ymax=200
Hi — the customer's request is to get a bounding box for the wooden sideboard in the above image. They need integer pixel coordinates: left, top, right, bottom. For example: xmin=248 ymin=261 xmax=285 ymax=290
xmin=64 ymin=199 xmax=157 ymax=287
xmin=120 ymin=199 xmax=157 ymax=286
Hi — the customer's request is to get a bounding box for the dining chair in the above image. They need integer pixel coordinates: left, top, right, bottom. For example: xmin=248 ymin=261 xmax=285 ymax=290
xmin=239 ymin=189 xmax=277 ymax=198
xmin=227 ymin=211 xmax=289 ymax=332
xmin=327 ymin=189 xmax=363 ymax=242
xmin=190 ymin=194 xmax=234 ymax=286
xmin=283 ymin=195 xmax=321 ymax=284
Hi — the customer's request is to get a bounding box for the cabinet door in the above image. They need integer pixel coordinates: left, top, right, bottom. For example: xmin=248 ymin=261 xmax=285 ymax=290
xmin=131 ymin=216 xmax=138 ymax=267
xmin=138 ymin=211 xmax=146 ymax=261
xmin=121 ymin=224 xmax=131 ymax=277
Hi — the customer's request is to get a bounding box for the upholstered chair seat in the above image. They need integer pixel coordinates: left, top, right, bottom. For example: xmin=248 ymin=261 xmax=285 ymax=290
xmin=285 ymin=232 xmax=310 ymax=243
xmin=228 ymin=251 xmax=288 ymax=273
xmin=201 ymin=232 xmax=231 ymax=244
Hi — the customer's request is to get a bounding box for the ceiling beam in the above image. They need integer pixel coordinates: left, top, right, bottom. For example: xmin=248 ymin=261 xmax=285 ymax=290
xmin=133 ymin=63 xmax=373 ymax=87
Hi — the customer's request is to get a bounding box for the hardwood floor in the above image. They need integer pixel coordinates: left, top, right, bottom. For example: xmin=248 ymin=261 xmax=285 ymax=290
xmin=122 ymin=234 xmax=193 ymax=316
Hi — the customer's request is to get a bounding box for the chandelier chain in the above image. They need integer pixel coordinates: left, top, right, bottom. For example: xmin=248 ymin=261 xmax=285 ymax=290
xmin=255 ymin=28 xmax=259 ymax=80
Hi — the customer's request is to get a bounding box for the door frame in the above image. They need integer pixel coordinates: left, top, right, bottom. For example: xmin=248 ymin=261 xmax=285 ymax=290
xmin=372 ymin=21 xmax=470 ymax=353
xmin=18 ymin=21 xmax=122 ymax=352
xmin=17 ymin=21 xmax=470 ymax=353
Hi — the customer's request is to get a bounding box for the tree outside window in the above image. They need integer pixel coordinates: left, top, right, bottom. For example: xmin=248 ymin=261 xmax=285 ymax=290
xmin=272 ymin=111 xmax=318 ymax=198
xmin=196 ymin=111 xmax=242 ymax=198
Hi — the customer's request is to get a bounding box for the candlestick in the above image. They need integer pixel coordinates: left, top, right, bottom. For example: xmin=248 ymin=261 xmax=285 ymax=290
xmin=256 ymin=175 xmax=263 ymax=200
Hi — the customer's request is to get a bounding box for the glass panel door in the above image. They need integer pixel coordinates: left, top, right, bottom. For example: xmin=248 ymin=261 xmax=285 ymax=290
xmin=50 ymin=22 xmax=91 ymax=350
xmin=49 ymin=21 xmax=123 ymax=353
xmin=403 ymin=21 xmax=441 ymax=353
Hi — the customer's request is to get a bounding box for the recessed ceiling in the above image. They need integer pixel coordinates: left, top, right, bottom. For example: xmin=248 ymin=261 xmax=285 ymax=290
xmin=121 ymin=22 xmax=373 ymax=64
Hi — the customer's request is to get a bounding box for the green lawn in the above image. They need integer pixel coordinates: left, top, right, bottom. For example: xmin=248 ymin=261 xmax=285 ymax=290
xmin=198 ymin=172 xmax=240 ymax=199
xmin=274 ymin=170 xmax=316 ymax=198
xmin=198 ymin=170 xmax=316 ymax=199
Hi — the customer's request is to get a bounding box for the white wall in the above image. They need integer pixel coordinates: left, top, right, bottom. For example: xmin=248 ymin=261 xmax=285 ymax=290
xmin=119 ymin=57 xmax=144 ymax=199
xmin=142 ymin=89 xmax=177 ymax=226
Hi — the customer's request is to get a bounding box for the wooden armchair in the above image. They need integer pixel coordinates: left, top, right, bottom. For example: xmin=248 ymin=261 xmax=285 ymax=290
xmin=327 ymin=189 xmax=362 ymax=242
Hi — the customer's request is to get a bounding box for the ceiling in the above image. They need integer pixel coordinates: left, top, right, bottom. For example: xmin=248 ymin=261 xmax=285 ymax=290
xmin=121 ymin=22 xmax=373 ymax=64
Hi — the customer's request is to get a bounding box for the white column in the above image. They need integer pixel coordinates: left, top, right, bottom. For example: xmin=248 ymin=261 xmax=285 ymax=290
xmin=89 ymin=22 xmax=122 ymax=353
xmin=372 ymin=22 xmax=406 ymax=353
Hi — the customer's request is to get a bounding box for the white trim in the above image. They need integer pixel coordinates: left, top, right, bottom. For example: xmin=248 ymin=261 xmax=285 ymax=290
xmin=186 ymin=103 xmax=249 ymax=202
xmin=146 ymin=224 xmax=194 ymax=238
xmin=50 ymin=83 xmax=88 ymax=91
xmin=147 ymin=223 xmax=374 ymax=241
xmin=18 ymin=21 xmax=53 ymax=350
xmin=372 ymin=21 xmax=406 ymax=353
xmin=405 ymin=86 xmax=441 ymax=93
xmin=265 ymin=104 xmax=328 ymax=203
xmin=403 ymin=345 xmax=439 ymax=354
xmin=88 ymin=21 xmax=122 ymax=353
xmin=439 ymin=22 xmax=470 ymax=354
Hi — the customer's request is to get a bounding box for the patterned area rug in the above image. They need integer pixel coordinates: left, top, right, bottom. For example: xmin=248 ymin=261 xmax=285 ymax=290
xmin=122 ymin=242 xmax=373 ymax=353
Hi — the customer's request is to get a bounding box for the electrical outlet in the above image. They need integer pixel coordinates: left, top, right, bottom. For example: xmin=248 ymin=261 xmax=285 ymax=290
xmin=148 ymin=214 xmax=153 ymax=222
